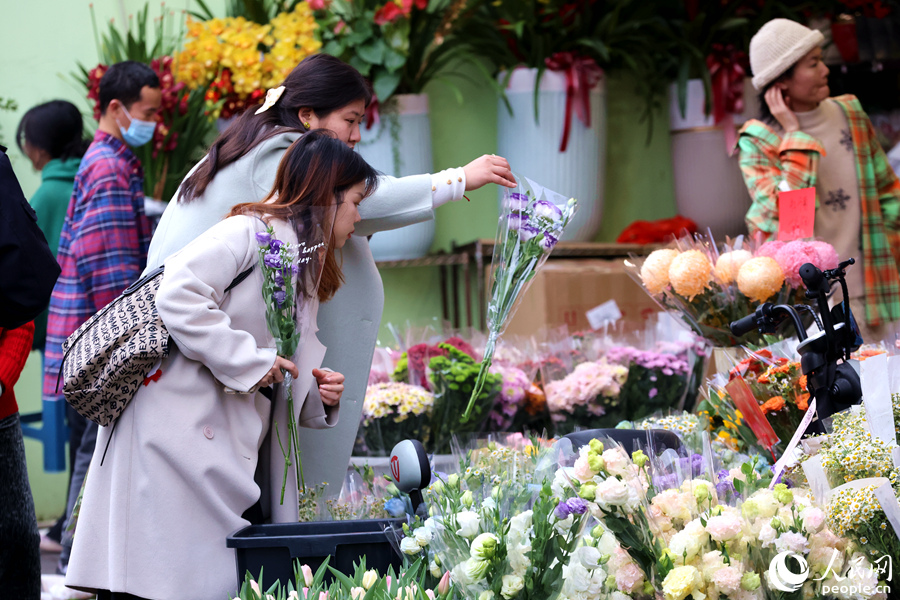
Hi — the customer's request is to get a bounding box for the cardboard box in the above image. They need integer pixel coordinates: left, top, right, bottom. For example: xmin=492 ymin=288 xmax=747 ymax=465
xmin=494 ymin=259 xmax=661 ymax=336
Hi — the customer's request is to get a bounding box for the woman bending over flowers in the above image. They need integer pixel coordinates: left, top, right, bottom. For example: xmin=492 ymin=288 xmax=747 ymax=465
xmin=65 ymin=131 xmax=378 ymax=600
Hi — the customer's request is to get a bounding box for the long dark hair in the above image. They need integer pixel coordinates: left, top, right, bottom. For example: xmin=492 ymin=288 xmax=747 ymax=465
xmin=757 ymin=65 xmax=796 ymax=125
xmin=16 ymin=100 xmax=90 ymax=161
xmin=181 ymin=54 xmax=372 ymax=203
xmin=228 ymin=130 xmax=379 ymax=302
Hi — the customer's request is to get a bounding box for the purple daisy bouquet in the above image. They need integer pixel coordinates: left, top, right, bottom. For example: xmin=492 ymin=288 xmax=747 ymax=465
xmin=462 ymin=176 xmax=577 ymax=421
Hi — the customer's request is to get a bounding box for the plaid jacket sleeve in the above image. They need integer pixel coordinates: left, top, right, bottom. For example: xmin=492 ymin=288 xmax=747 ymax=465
xmin=739 ymin=121 xmax=825 ymax=239
xmin=70 ymin=171 xmax=146 ymax=312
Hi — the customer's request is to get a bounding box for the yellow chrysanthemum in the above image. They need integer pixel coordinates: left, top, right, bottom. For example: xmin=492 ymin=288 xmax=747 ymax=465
xmin=668 ymin=250 xmax=712 ymax=299
xmin=736 ymin=256 xmax=784 ymax=303
xmin=714 ymin=249 xmax=753 ymax=285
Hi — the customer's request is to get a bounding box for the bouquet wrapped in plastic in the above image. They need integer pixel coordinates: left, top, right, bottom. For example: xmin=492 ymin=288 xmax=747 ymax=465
xmin=463 ymin=176 xmax=577 ymax=421
xmin=628 ymin=235 xmax=839 ymax=347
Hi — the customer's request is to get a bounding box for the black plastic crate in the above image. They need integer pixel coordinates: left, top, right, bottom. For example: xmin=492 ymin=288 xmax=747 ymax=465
xmin=227 ymin=519 xmax=404 ymax=589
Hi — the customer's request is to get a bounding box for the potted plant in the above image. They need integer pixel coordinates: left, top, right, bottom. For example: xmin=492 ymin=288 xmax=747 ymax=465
xmin=312 ymin=0 xmax=490 ymax=260
xmin=176 ymin=2 xmax=322 ymax=123
xmin=457 ymin=0 xmax=673 ymax=242
xmin=74 ymin=4 xmax=219 ymax=213
xmin=660 ymin=0 xmax=809 ymax=239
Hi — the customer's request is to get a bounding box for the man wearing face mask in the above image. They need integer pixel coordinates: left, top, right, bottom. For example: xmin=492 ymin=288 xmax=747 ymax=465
xmin=42 ymin=60 xmax=161 ymax=575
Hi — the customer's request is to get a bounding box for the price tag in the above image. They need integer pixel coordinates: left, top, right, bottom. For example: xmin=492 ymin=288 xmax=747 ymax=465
xmin=586 ymin=299 xmax=622 ymax=330
xmin=777 ymin=187 xmax=816 ymax=241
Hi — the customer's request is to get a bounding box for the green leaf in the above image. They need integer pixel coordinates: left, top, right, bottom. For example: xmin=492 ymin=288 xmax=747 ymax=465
xmin=355 ymin=39 xmax=387 ymax=65
xmin=373 ymin=70 xmax=402 ymax=101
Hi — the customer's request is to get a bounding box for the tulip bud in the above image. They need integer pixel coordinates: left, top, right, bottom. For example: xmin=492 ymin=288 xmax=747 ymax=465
xmin=361 ymin=569 xmax=378 ymax=590
xmin=301 ymin=564 xmax=314 ymax=586
xmin=437 ymin=571 xmax=451 ymax=596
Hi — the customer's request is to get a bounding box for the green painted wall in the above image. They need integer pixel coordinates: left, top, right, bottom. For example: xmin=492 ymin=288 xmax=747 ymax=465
xmin=1 ymin=1 xmax=676 ymax=519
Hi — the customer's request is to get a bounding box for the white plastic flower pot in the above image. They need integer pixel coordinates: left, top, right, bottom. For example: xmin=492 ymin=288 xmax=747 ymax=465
xmin=497 ymin=67 xmax=607 ymax=242
xmin=669 ymin=78 xmax=759 ymax=239
xmin=357 ymin=93 xmax=436 ymax=261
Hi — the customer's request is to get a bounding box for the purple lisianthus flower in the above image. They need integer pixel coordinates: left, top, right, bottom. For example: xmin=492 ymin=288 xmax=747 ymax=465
xmin=506 ymin=192 xmax=529 ymax=211
xmin=274 ymin=271 xmax=285 ymax=287
xmin=264 ymin=252 xmax=282 ymax=269
xmin=648 ymin=388 xmax=658 ymax=398
xmin=540 ymin=231 xmax=558 ymax=253
xmin=715 ymin=469 xmax=734 ymax=498
xmin=270 ymin=239 xmax=283 ymax=253
xmin=519 ymin=224 xmax=541 ymax=242
xmin=566 ymin=497 xmax=588 ymax=515
xmin=554 ymin=500 xmax=572 ymax=520
xmin=255 ymin=231 xmax=272 ymax=247
xmin=532 ymin=199 xmax=563 ymax=222
xmin=507 ymin=212 xmax=526 ymax=232
xmin=273 ymin=289 xmax=286 ymax=307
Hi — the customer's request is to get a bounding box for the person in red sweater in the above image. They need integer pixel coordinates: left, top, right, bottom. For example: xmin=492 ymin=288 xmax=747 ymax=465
xmin=0 ymin=321 xmax=41 ymax=598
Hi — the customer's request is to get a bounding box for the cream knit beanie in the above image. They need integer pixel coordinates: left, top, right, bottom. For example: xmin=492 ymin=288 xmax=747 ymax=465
xmin=749 ymin=18 xmax=825 ymax=90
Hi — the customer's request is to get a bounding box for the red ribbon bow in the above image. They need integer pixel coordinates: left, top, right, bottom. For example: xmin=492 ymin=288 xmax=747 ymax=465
xmin=544 ymin=52 xmax=604 ymax=153
xmin=364 ymin=95 xmax=380 ymax=131
xmin=142 ymin=369 xmax=163 ymax=386
xmin=706 ymin=44 xmax=748 ymax=153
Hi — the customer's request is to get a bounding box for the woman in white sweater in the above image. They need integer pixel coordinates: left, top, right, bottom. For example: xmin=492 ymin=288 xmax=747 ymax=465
xmin=147 ymin=54 xmax=516 ymax=492
xmin=67 ymin=131 xmax=378 ymax=600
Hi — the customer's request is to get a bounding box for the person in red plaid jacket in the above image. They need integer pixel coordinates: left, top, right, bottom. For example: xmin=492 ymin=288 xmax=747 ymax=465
xmin=40 ymin=61 xmax=161 ymax=578
xmin=0 ymin=320 xmax=40 ymax=598
xmin=739 ymin=18 xmax=900 ymax=342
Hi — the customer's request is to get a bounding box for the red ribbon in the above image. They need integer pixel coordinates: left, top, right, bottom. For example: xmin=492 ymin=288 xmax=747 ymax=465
xmin=544 ymin=52 xmax=603 ymax=153
xmin=706 ymin=44 xmax=748 ymax=153
xmin=142 ymin=369 xmax=163 ymax=386
xmin=364 ymin=95 xmax=380 ymax=131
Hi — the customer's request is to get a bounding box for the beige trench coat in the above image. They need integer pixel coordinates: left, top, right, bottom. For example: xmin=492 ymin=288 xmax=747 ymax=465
xmin=66 ymin=215 xmax=337 ymax=600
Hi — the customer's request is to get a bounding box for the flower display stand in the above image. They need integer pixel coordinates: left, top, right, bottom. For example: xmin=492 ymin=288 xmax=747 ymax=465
xmin=497 ymin=67 xmax=607 ymax=242
xmin=668 ymin=78 xmax=758 ymax=239
xmin=357 ymin=93 xmax=436 ymax=261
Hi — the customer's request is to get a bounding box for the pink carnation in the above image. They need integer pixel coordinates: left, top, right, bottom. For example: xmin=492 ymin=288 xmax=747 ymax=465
xmin=808 ymin=241 xmax=839 ymax=270
xmin=711 ymin=566 xmax=742 ymax=595
xmin=756 ymin=240 xmax=784 ymax=259
xmin=775 ymin=241 xmax=821 ymax=287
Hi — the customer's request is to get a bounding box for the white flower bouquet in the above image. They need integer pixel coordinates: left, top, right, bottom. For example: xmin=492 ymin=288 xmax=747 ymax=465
xmin=462 ymin=176 xmax=577 ymax=421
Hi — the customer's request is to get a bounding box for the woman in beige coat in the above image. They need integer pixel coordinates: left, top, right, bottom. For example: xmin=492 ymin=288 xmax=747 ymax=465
xmin=145 ymin=54 xmax=516 ymax=493
xmin=66 ymin=131 xmax=379 ymax=600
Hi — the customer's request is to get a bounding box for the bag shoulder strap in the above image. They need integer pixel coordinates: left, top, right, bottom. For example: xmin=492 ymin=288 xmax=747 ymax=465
xmin=226 ymin=265 xmax=254 ymax=293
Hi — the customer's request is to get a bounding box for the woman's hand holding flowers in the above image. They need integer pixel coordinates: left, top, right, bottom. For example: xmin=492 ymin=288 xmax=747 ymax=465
xmin=463 ymin=154 xmax=517 ymax=191
xmin=257 ymin=356 xmax=299 ymax=389
xmin=313 ymin=368 xmax=344 ymax=406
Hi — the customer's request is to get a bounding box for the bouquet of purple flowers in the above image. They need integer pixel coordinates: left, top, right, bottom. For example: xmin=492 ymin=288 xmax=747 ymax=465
xmin=462 ymin=176 xmax=577 ymax=421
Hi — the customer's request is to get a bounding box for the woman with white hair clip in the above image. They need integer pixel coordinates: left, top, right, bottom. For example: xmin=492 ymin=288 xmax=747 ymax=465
xmin=738 ymin=18 xmax=900 ymax=342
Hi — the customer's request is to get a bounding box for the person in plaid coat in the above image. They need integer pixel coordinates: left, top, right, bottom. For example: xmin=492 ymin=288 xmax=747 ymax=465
xmin=739 ymin=19 xmax=900 ymax=339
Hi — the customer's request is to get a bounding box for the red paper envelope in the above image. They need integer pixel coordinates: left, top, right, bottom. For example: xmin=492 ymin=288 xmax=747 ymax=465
xmin=726 ymin=377 xmax=780 ymax=453
xmin=778 ymin=187 xmax=816 ymax=241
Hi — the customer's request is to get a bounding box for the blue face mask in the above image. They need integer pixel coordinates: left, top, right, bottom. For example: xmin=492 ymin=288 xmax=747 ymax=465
xmin=117 ymin=105 xmax=156 ymax=147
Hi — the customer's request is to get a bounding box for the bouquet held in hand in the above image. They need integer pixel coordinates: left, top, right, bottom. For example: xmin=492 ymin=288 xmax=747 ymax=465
xmin=463 ymin=176 xmax=577 ymax=421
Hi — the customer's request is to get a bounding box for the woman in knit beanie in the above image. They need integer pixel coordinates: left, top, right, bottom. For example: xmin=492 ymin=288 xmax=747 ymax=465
xmin=738 ymin=18 xmax=900 ymax=342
